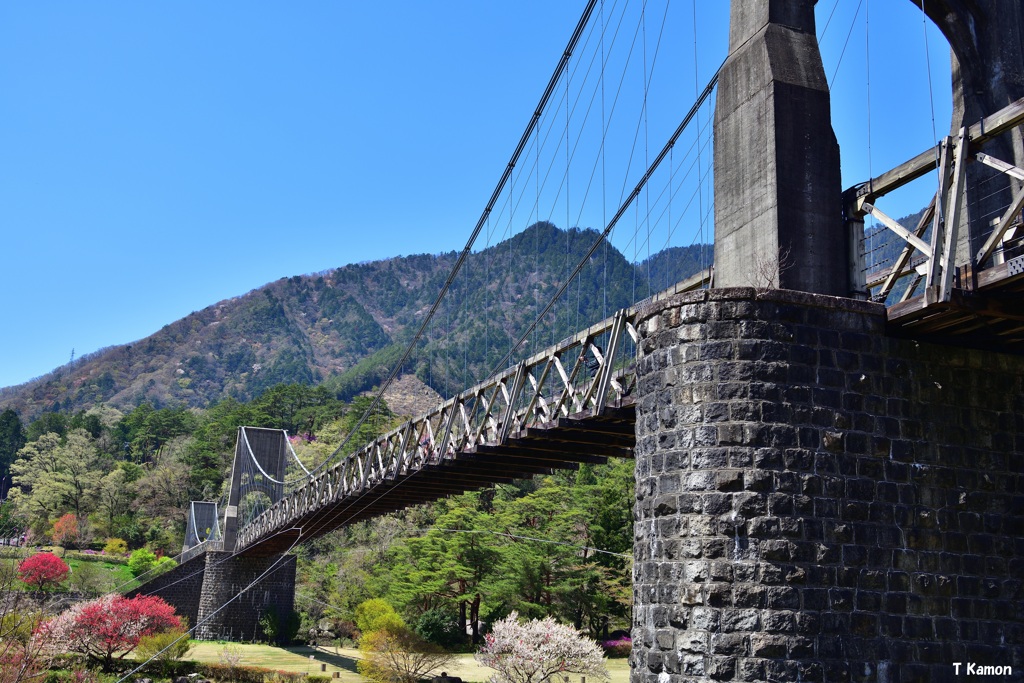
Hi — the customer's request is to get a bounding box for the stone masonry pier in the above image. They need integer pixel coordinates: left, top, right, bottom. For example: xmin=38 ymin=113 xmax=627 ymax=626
xmin=631 ymin=288 xmax=1024 ymax=682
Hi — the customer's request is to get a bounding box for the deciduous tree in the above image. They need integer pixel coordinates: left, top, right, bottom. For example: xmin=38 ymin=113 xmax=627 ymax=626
xmin=475 ymin=612 xmax=609 ymax=683
xmin=354 ymin=598 xmax=404 ymax=636
xmin=0 ymin=562 xmax=51 ymax=683
xmin=16 ymin=552 xmax=69 ymax=591
xmin=37 ymin=593 xmax=181 ymax=671
xmin=103 ymin=538 xmax=128 ymax=555
xmin=96 ymin=466 xmax=138 ymax=535
xmin=357 ymin=626 xmax=454 ymax=683
xmin=9 ymin=430 xmax=102 ymax=526
xmin=51 ymin=513 xmax=80 ymax=550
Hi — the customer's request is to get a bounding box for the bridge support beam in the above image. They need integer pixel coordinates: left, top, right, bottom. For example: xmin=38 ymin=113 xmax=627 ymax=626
xmin=631 ymin=288 xmax=1024 ymax=682
xmin=921 ymin=0 xmax=1024 ymax=265
xmin=713 ymin=1 xmax=847 ymax=296
xmin=194 ymin=551 xmax=297 ymax=643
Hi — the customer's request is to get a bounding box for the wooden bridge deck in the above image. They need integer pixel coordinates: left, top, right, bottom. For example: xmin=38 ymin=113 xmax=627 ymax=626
xmin=240 ymin=403 xmax=635 ymax=556
xmin=886 ymin=254 xmax=1024 ymax=352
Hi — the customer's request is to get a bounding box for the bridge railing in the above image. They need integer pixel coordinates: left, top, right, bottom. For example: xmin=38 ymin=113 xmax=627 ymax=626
xmin=234 ymin=270 xmax=710 ymax=551
xmin=845 ymin=97 xmax=1024 ymax=304
xmin=181 ymin=538 xmax=223 ymax=564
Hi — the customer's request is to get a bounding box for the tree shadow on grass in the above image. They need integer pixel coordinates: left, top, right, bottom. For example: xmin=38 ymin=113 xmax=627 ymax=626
xmin=285 ymin=645 xmax=359 ymax=673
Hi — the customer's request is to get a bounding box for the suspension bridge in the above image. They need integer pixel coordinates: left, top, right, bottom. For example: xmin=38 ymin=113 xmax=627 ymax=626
xmin=127 ymin=1 xmax=1024 ymax=680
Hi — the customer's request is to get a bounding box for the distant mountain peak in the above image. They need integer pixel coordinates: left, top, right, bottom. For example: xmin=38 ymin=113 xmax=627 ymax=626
xmin=0 ymin=224 xmax=709 ymax=421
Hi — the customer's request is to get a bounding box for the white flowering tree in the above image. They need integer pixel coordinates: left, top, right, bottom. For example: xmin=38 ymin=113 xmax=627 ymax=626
xmin=475 ymin=612 xmax=610 ymax=683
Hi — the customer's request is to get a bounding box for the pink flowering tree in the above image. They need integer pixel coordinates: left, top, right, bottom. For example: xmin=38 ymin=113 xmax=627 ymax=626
xmin=475 ymin=612 xmax=609 ymax=683
xmin=1 ymin=561 xmax=52 ymax=683
xmin=17 ymin=552 xmax=70 ymax=591
xmin=36 ymin=594 xmax=181 ymax=671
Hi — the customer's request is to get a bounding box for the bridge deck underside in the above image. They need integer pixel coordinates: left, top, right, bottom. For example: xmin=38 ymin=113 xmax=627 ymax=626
xmin=241 ymin=403 xmax=635 ymax=556
xmin=886 ymin=260 xmax=1024 ymax=352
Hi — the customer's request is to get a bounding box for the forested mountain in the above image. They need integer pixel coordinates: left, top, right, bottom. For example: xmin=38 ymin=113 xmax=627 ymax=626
xmin=0 ymin=223 xmax=708 ymax=421
xmin=0 ymin=223 xmax=697 ymax=645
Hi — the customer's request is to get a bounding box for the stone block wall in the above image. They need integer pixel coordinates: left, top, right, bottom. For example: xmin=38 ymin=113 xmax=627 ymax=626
xmin=632 ymin=288 xmax=1024 ymax=682
xmin=126 ymin=553 xmax=206 ymax=627
xmin=194 ymin=551 xmax=297 ymax=642
xmin=131 ymin=550 xmax=296 ymax=643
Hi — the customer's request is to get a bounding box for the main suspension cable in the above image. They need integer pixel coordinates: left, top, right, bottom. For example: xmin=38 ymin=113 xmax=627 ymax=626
xmin=489 ymin=62 xmax=722 ymax=377
xmin=295 ymin=0 xmax=600 ymax=479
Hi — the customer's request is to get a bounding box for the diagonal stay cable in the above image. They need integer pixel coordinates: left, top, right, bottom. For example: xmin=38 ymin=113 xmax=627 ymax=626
xmin=294 ymin=0 xmax=600 ymax=481
xmin=115 ymin=533 xmax=303 ymax=683
xmin=488 ymin=61 xmax=722 ymax=376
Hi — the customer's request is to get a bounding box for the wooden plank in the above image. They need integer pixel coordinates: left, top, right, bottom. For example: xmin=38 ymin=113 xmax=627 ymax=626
xmin=850 ymin=96 xmax=1024 ymax=201
xmin=976 ymin=260 xmax=1013 ymax=289
xmin=939 ymin=128 xmax=969 ymax=300
xmin=852 ymin=147 xmax=937 ymax=202
xmin=970 ymin=97 xmax=1024 ymax=145
xmin=975 ymin=185 xmax=1024 ymax=265
xmin=523 ymin=426 xmax=634 ymax=448
xmin=946 ymin=291 xmax=1024 ymax=323
xmin=556 ymin=416 xmax=636 ymax=435
xmin=863 ymin=202 xmax=933 ymax=257
xmin=485 ymin=440 xmax=625 ymax=460
xmin=459 ymin=450 xmax=580 ymax=470
xmin=899 ymin=273 xmax=924 ymax=304
xmin=878 ymin=198 xmax=935 ymax=299
xmin=927 ymin=138 xmax=954 ymax=289
xmin=886 ymin=294 xmax=930 ymax=322
xmin=975 ymin=152 xmax=1024 ymax=181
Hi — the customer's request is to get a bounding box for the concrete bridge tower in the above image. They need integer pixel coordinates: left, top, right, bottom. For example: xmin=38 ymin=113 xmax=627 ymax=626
xmin=631 ymin=1 xmax=1024 ymax=681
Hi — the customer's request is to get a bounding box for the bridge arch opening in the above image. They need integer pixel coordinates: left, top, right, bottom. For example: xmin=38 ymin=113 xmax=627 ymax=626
xmin=816 ymin=0 xmax=1023 ymax=126
xmin=815 ymin=1 xmax=953 ymax=202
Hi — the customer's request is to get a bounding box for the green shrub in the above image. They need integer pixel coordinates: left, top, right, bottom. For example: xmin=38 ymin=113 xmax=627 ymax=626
xmin=127 ymin=548 xmax=157 ymax=577
xmin=136 ymin=623 xmax=193 ymax=675
xmin=102 ymin=538 xmax=128 ymax=555
xmin=266 ymin=673 xmax=305 ymax=683
xmin=354 ymin=598 xmax=404 ymax=636
xmin=64 ymin=551 xmax=128 ymax=566
xmin=126 ymin=548 xmax=157 ymax=576
xmin=196 ymin=662 xmax=268 ymax=683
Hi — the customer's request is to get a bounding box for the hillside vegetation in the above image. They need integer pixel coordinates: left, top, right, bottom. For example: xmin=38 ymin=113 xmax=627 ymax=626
xmin=0 ymin=222 xmax=704 ymax=654
xmin=0 ymin=223 xmax=708 ymax=421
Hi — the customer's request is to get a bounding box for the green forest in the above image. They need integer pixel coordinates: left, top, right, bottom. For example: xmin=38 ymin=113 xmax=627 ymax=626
xmin=0 ymin=376 xmax=635 ymax=648
xmin=0 ymin=223 xmax=698 ymax=664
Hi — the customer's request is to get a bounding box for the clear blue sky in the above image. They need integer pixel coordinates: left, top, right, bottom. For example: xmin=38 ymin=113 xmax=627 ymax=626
xmin=0 ymin=1 xmax=951 ymax=389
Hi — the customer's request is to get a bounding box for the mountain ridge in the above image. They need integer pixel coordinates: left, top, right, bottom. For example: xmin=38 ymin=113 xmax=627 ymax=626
xmin=1 ymin=223 xmax=710 ymax=421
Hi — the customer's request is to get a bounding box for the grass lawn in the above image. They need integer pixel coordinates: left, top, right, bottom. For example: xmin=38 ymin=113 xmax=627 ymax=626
xmin=185 ymin=641 xmax=631 ymax=683
xmin=1 ymin=552 xmax=133 ymax=592
xmin=187 ymin=642 xmax=364 ymax=682
xmin=66 ymin=557 xmax=136 ymax=590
